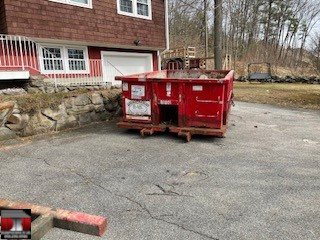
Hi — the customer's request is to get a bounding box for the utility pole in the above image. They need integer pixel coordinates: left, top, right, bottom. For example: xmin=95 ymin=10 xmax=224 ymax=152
xmin=204 ymin=0 xmax=209 ymax=57
xmin=214 ymin=0 xmax=223 ymax=69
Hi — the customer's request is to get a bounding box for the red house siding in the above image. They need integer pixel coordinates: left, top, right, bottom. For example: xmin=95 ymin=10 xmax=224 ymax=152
xmin=3 ymin=0 xmax=166 ymax=50
xmin=0 ymin=0 xmax=7 ymax=33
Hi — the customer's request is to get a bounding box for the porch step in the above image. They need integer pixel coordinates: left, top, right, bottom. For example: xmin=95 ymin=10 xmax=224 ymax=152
xmin=0 ymin=70 xmax=30 ymax=80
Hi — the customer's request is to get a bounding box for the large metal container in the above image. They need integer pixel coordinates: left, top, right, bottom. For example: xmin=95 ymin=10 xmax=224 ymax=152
xmin=116 ymin=70 xmax=234 ymax=141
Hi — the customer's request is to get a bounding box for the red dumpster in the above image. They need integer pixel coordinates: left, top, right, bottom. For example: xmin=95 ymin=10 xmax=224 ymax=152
xmin=116 ymin=70 xmax=234 ymax=141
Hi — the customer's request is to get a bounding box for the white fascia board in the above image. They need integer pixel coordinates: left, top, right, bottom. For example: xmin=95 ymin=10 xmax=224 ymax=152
xmin=0 ymin=71 xmax=30 ymax=80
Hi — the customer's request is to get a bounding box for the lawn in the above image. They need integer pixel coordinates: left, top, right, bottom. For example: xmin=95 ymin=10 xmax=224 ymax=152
xmin=233 ymin=82 xmax=320 ymax=110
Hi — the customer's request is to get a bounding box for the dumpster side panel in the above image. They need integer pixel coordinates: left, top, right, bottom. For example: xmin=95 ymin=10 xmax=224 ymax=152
xmin=184 ymin=83 xmax=225 ymax=129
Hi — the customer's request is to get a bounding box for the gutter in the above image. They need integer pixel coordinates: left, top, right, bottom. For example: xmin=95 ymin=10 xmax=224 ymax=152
xmin=33 ymin=37 xmax=161 ymax=51
xmin=159 ymin=0 xmax=170 ymax=70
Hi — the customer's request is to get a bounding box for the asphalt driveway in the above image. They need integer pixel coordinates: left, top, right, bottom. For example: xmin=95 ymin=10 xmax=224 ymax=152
xmin=0 ymin=102 xmax=319 ymax=240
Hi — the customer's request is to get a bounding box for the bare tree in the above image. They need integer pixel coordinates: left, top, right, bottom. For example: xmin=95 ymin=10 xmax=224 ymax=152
xmin=168 ymin=0 xmax=320 ymax=72
xmin=214 ymin=0 xmax=223 ymax=69
xmin=204 ymin=0 xmax=209 ymax=57
xmin=311 ymin=34 xmax=320 ymax=74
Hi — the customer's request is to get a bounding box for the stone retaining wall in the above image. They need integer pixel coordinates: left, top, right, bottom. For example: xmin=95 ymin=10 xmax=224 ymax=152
xmin=0 ymin=90 xmax=122 ymax=141
xmin=237 ymin=75 xmax=320 ymax=84
xmin=0 ymin=76 xmax=113 ymax=96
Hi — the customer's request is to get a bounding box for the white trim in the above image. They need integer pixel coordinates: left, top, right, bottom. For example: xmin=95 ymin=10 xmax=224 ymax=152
xmin=157 ymin=50 xmax=161 ymax=70
xmin=40 ymin=46 xmax=65 ymax=74
xmin=66 ymin=47 xmax=89 ymax=74
xmin=117 ymin=0 xmax=152 ymax=20
xmin=39 ymin=44 xmax=89 ymax=74
xmin=101 ymin=51 xmax=154 ymax=58
xmin=0 ymin=71 xmax=30 ymax=80
xmin=101 ymin=51 xmax=153 ymax=84
xmin=49 ymin=0 xmax=93 ymax=9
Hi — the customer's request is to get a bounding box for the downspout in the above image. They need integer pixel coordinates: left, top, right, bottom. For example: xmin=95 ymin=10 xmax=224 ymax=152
xmin=159 ymin=0 xmax=169 ymax=70
xmin=164 ymin=0 xmax=170 ymax=51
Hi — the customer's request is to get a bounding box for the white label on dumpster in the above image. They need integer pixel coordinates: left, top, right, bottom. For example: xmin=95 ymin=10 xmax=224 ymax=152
xmin=166 ymin=83 xmax=172 ymax=97
xmin=125 ymin=99 xmax=151 ymax=116
xmin=126 ymin=115 xmax=150 ymax=121
xmin=131 ymin=85 xmax=145 ymax=99
xmin=122 ymin=82 xmax=128 ymax=91
xmin=160 ymin=100 xmax=172 ymax=105
xmin=193 ymin=85 xmax=203 ymax=91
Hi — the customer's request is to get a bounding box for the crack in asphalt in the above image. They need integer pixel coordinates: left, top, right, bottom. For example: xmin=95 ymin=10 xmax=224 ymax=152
xmin=1 ymin=152 xmax=218 ymax=240
xmin=78 ymin=174 xmax=219 ymax=239
xmin=146 ymin=184 xmax=194 ymax=198
xmin=43 ymin=159 xmax=51 ymax=166
xmin=72 ymin=171 xmax=218 ymax=239
xmin=41 ymin=159 xmax=219 ymax=240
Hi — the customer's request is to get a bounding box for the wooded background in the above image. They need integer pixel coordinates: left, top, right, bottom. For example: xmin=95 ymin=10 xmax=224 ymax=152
xmin=168 ymin=0 xmax=320 ymax=76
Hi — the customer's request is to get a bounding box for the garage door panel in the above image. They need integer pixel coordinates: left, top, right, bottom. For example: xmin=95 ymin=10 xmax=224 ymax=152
xmin=102 ymin=52 xmax=153 ymax=85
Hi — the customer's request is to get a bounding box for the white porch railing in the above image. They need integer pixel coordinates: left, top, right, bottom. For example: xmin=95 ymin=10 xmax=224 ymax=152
xmin=0 ymin=34 xmax=105 ymax=86
xmin=45 ymin=59 xmax=104 ymax=86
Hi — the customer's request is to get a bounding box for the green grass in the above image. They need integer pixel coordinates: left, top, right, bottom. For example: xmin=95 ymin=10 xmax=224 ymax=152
xmin=234 ymin=82 xmax=320 ymax=110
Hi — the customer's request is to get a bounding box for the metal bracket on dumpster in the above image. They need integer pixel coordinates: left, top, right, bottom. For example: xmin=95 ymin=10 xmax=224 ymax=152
xmin=196 ymin=96 xmax=222 ymax=104
xmin=0 ymin=198 xmax=107 ymax=239
xmin=141 ymin=128 xmax=155 ymax=137
xmin=195 ymin=111 xmax=220 ymax=118
xmin=178 ymin=131 xmax=192 ymax=142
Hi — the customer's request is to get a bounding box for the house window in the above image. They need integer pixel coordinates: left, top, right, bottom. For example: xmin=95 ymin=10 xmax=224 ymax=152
xmin=117 ymin=0 xmax=152 ymax=20
xmin=68 ymin=49 xmax=86 ymax=71
xmin=41 ymin=46 xmax=89 ymax=74
xmin=42 ymin=48 xmax=64 ymax=71
xmin=137 ymin=0 xmax=148 ymax=16
xmin=120 ymin=0 xmax=133 ymax=13
xmin=49 ymin=0 xmax=92 ymax=9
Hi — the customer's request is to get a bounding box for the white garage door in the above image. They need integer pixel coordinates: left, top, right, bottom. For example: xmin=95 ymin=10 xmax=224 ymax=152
xmin=102 ymin=51 xmax=153 ymax=85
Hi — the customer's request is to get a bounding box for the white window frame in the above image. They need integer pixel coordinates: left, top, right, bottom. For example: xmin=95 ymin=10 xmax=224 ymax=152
xmin=40 ymin=46 xmax=65 ymax=74
xmin=117 ymin=0 xmax=152 ymax=20
xmin=49 ymin=0 xmax=93 ymax=9
xmin=40 ymin=45 xmax=90 ymax=74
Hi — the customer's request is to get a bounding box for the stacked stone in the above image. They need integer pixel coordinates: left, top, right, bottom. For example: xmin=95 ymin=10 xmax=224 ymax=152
xmin=0 ymin=90 xmax=122 ymax=141
xmin=236 ymin=75 xmax=320 ymax=84
xmin=24 ymin=76 xmax=113 ymax=94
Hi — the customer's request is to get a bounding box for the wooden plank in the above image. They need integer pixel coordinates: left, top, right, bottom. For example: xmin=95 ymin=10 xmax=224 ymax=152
xmin=0 ymin=198 xmax=107 ymax=237
xmin=31 ymin=214 xmax=54 ymax=240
